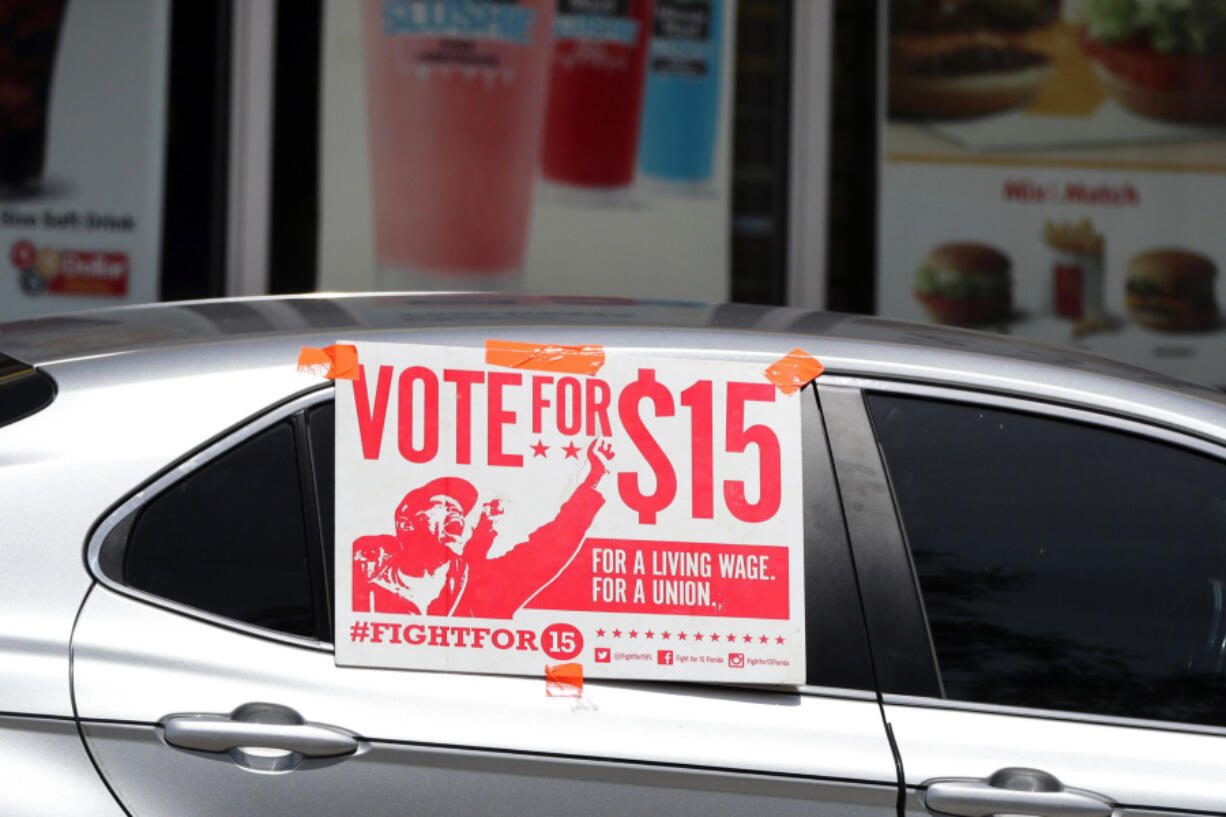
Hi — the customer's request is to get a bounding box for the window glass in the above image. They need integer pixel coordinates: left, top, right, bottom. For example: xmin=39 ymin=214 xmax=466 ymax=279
xmin=124 ymin=421 xmax=317 ymax=639
xmin=869 ymin=392 xmax=1226 ymax=726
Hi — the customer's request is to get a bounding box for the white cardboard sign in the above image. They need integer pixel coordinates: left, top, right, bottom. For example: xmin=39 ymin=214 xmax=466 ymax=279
xmin=334 ymin=341 xmax=806 ymax=683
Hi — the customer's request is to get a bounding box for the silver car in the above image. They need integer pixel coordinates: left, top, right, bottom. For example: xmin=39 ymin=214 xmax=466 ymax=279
xmin=3 ymin=294 xmax=1225 ymax=817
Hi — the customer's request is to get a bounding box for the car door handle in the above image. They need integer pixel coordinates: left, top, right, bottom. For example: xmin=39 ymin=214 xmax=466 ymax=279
xmin=163 ymin=716 xmax=358 ymax=757
xmin=161 ymin=702 xmax=358 ymax=759
xmin=924 ymin=768 xmax=1113 ymax=817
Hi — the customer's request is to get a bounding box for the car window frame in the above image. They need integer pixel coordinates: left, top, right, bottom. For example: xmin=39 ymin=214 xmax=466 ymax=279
xmin=86 ymin=386 xmax=335 ymax=652
xmin=820 ymin=373 xmax=1226 ymax=737
xmin=85 ymin=379 xmax=879 ymax=700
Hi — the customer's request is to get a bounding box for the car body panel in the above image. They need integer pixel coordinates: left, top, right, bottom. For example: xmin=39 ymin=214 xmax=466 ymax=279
xmin=3 ymin=294 xmax=1223 ymax=436
xmin=82 ymin=719 xmax=897 ymax=817
xmin=72 ymin=585 xmax=896 ymax=780
xmin=72 ymin=584 xmax=899 ymax=816
xmin=0 ymin=715 xmax=127 ymax=817
xmin=891 ymin=702 xmax=1226 ymax=814
xmin=0 ymin=354 xmax=311 ymax=717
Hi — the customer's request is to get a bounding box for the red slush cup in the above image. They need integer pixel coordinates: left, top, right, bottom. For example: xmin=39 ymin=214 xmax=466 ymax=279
xmin=361 ymin=0 xmax=555 ymax=278
xmin=542 ymin=0 xmax=656 ymax=189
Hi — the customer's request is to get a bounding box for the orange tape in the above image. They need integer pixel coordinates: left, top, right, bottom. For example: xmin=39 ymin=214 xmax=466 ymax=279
xmin=545 ymin=662 xmax=584 ymax=697
xmin=763 ymin=348 xmax=824 ymax=394
xmin=297 ymin=344 xmax=359 ymax=380
xmin=486 ymin=339 xmax=605 ymax=376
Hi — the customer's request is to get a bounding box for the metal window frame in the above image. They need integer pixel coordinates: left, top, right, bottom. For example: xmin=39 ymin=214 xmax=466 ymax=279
xmin=819 ymin=381 xmax=942 ymax=699
xmin=800 ymin=383 xmax=877 ymax=691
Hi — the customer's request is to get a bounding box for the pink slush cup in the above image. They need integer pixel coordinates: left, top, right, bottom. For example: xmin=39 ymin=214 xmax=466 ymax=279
xmin=362 ymin=0 xmax=556 ymax=279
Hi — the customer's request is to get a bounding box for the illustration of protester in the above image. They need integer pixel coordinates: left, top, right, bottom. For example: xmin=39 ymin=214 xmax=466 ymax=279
xmin=353 ymin=440 xmax=615 ymax=618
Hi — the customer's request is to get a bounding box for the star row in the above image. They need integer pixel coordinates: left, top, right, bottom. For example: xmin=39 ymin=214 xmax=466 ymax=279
xmin=530 ymin=439 xmax=584 ymax=459
xmin=594 ymin=628 xmax=786 ymax=645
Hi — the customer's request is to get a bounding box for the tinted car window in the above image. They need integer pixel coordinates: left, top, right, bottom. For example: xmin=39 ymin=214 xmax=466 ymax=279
xmin=869 ymin=393 xmax=1226 ymax=726
xmin=124 ymin=421 xmax=317 ymax=638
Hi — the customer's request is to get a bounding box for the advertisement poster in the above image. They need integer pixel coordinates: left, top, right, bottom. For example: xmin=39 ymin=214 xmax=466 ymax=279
xmin=319 ymin=0 xmax=735 ymax=301
xmin=334 ymin=341 xmax=806 ymax=683
xmin=0 ymin=0 xmax=169 ymax=321
xmin=877 ymin=0 xmax=1226 ymax=386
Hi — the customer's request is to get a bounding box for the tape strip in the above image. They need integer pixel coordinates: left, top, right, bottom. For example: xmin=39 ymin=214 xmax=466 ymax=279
xmin=763 ymin=348 xmax=824 ymax=394
xmin=297 ymin=344 xmax=359 ymax=380
xmin=486 ymin=340 xmax=605 ymax=376
xmin=545 ymin=662 xmax=584 ymax=697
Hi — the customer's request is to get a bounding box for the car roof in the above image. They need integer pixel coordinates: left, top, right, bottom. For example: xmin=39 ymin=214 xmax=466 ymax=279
xmin=3 ymin=292 xmax=1224 ymax=440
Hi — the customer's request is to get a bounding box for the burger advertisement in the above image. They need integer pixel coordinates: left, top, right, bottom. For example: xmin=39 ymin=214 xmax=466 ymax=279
xmin=877 ymin=0 xmax=1226 ymax=386
xmin=888 ymin=0 xmax=1063 ymax=119
xmin=1081 ymin=0 xmax=1226 ymax=123
xmin=887 ymin=0 xmax=1226 ymax=127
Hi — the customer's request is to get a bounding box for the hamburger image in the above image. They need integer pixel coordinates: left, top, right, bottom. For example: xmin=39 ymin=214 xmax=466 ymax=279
xmin=1125 ymin=248 xmax=1219 ymax=331
xmin=1080 ymin=0 xmax=1226 ymax=122
xmin=915 ymin=242 xmax=1014 ymax=325
xmin=889 ymin=0 xmax=1062 ymax=118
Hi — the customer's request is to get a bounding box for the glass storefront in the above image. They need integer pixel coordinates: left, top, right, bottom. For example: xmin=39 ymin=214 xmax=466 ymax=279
xmin=0 ymin=0 xmax=1223 ymax=386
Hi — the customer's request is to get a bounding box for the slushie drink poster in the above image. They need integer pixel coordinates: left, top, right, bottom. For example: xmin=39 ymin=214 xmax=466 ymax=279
xmin=334 ymin=341 xmax=808 ymax=684
xmin=542 ymin=0 xmax=656 ymax=189
xmin=640 ymin=0 xmax=722 ymax=185
xmin=362 ymin=0 xmax=555 ymax=278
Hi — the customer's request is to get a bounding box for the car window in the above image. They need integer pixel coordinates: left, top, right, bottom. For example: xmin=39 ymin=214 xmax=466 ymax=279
xmin=123 ymin=421 xmax=318 ymax=639
xmin=868 ymin=392 xmax=1226 ymax=727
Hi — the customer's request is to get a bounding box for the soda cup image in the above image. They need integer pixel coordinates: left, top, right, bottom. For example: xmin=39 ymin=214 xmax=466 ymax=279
xmin=639 ymin=0 xmax=722 ymax=186
xmin=0 ymin=0 xmax=68 ymax=190
xmin=541 ymin=0 xmax=656 ymax=190
xmin=361 ymin=0 xmax=556 ymax=280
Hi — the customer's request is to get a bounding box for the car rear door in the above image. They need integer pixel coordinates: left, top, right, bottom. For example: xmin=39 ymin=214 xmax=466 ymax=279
xmin=820 ymin=379 xmax=1226 ymax=817
xmin=70 ymin=385 xmax=902 ymax=817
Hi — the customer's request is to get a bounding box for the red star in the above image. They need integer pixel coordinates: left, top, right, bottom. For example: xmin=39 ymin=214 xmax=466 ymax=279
xmin=612 ymin=629 xmax=622 ymax=638
xmin=759 ymin=634 xmax=769 ymax=644
xmin=727 ymin=633 xmax=737 ymax=642
xmin=628 ymin=630 xmax=638 ymax=639
xmin=743 ymin=634 xmax=753 ymax=643
xmin=596 ymin=628 xmax=606 ymax=637
xmin=530 ymin=439 xmax=549 ymax=458
xmin=776 ymin=636 xmax=785 ymax=645
xmin=661 ymin=631 xmax=671 ymax=640
xmin=710 ymin=633 xmax=720 ymax=642
xmin=677 ymin=632 xmax=687 ymax=640
xmin=694 ymin=633 xmax=704 ymax=641
xmin=563 ymin=441 xmax=581 ymax=459
xmin=645 ymin=630 xmax=654 ymax=639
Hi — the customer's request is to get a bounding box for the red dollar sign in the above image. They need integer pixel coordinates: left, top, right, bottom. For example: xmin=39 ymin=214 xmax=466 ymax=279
xmin=617 ymin=368 xmax=677 ymax=525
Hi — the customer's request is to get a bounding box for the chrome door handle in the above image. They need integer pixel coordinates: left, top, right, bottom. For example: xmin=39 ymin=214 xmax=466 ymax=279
xmin=924 ymin=768 xmax=1113 ymax=817
xmin=161 ymin=702 xmax=358 ymax=768
xmin=163 ymin=716 xmax=358 ymax=756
